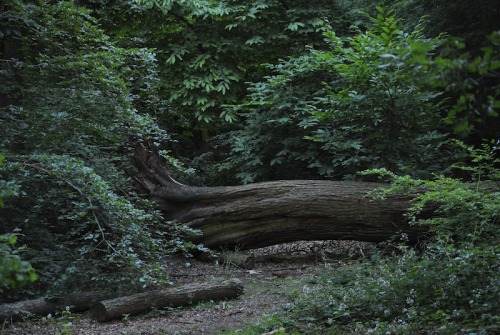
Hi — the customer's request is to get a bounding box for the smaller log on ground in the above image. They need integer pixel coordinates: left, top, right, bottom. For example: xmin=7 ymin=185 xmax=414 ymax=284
xmin=94 ymin=278 xmax=244 ymax=322
xmin=0 ymin=298 xmax=59 ymax=322
xmin=0 ymin=291 xmax=114 ymax=322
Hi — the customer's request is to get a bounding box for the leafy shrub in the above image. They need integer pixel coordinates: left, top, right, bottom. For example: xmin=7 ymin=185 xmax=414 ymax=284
xmin=129 ymin=0 xmax=342 ymax=123
xmin=222 ymin=53 xmax=334 ymax=183
xmin=1 ymin=153 xmax=204 ymax=298
xmin=114 ymin=0 xmax=356 ymax=183
xmin=303 ymin=6 xmax=464 ymax=179
xmin=226 ymin=6 xmax=467 ymax=182
xmin=0 ymin=1 xmax=200 ymax=299
xmin=0 ymin=153 xmax=37 ymax=292
xmin=440 ymin=31 xmax=500 ymax=137
xmin=283 ymin=244 xmax=499 ymax=334
xmin=0 ymin=234 xmax=38 ymax=293
xmin=364 ymin=141 xmax=499 ymax=244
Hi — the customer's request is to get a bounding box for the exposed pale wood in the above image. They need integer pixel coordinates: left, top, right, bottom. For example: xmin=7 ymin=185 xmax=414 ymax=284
xmin=134 ymin=143 xmax=430 ymax=249
xmin=93 ymin=278 xmax=244 ymax=322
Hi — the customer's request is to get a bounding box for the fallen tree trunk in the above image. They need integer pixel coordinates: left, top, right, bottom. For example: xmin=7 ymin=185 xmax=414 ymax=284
xmin=93 ymin=278 xmax=244 ymax=322
xmin=0 ymin=291 xmax=114 ymax=322
xmin=134 ymin=143 xmax=430 ymax=249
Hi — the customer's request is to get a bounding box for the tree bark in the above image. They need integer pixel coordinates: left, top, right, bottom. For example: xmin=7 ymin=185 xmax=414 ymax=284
xmin=134 ymin=143 xmax=429 ymax=250
xmin=93 ymin=278 xmax=244 ymax=322
xmin=0 ymin=291 xmax=113 ymax=321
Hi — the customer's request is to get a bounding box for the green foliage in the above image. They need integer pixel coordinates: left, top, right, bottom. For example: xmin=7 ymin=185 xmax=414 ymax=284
xmin=89 ymin=0 xmax=357 ymax=176
xmin=0 ymin=154 xmax=37 ymax=292
xmin=0 ymin=154 xmax=18 ymax=206
xmin=363 ymin=141 xmax=499 ymax=244
xmin=0 ymin=234 xmax=38 ymax=292
xmin=1 ymin=5 xmax=498 ymax=331
xmin=39 ymin=306 xmax=80 ymax=335
xmin=440 ymin=31 xmax=500 ymax=136
xmin=390 ymin=2 xmax=500 ymax=138
xmin=0 ymin=0 xmax=200 ymax=299
xmin=125 ymin=0 xmax=340 ymax=124
xmin=222 ymin=53 xmax=333 ymax=183
xmin=70 ymin=0 xmax=497 ymax=182
xmin=394 ymin=0 xmax=500 ymax=49
xmin=226 ymin=6 xmax=465 ymax=182
xmin=1 ymin=1 xmax=168 ymax=157
xmin=305 ymin=7 xmax=460 ymax=178
xmin=1 ymin=154 xmax=202 ymax=296
xmin=279 ymin=245 xmax=499 ymax=334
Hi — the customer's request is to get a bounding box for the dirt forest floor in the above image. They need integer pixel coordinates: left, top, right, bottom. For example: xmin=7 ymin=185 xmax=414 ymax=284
xmin=1 ymin=241 xmax=375 ymax=335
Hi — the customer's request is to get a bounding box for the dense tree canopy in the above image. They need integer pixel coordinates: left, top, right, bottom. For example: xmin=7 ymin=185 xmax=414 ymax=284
xmin=1 ymin=0 xmax=499 ymax=333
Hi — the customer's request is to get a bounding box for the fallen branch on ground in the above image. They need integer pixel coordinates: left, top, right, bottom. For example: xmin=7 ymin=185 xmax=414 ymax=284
xmin=93 ymin=278 xmax=244 ymax=322
xmin=0 ymin=291 xmax=114 ymax=322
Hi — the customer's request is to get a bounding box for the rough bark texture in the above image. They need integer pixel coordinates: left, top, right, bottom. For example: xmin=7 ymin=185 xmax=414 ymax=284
xmin=93 ymin=278 xmax=244 ymax=322
xmin=134 ymin=143 xmax=428 ymax=249
xmin=0 ymin=291 xmax=113 ymax=322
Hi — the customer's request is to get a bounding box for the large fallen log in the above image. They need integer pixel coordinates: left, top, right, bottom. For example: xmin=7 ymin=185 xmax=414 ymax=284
xmin=0 ymin=291 xmax=114 ymax=321
xmin=134 ymin=143 xmax=431 ymax=249
xmin=93 ymin=278 xmax=244 ymax=322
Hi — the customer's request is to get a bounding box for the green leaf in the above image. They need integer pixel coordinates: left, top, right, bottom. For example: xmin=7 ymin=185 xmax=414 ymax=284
xmin=287 ymin=22 xmax=306 ymax=32
xmin=245 ymin=36 xmax=265 ymax=45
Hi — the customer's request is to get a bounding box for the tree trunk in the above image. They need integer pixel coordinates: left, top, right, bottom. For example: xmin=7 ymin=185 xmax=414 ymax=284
xmin=0 ymin=291 xmax=114 ymax=322
xmin=93 ymin=278 xmax=244 ymax=322
xmin=134 ymin=143 xmax=429 ymax=250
